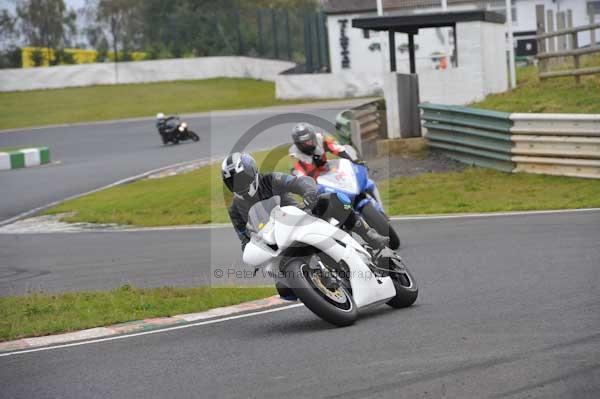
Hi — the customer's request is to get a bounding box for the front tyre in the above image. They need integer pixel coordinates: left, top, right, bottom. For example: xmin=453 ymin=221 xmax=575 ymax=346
xmin=284 ymin=259 xmax=357 ymax=327
xmin=386 ymin=260 xmax=418 ymax=309
xmin=189 ymin=131 xmax=200 ymax=141
xmin=361 ymin=202 xmax=401 ymax=249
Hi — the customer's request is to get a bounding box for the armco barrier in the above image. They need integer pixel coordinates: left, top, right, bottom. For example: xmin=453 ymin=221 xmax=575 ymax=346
xmin=335 ymin=99 xmax=386 ymax=160
xmin=420 ymin=104 xmax=600 ymax=179
xmin=510 ymin=113 xmax=600 ymax=179
xmin=0 ymin=147 xmax=50 ymax=170
xmin=420 ymin=103 xmax=515 ymax=172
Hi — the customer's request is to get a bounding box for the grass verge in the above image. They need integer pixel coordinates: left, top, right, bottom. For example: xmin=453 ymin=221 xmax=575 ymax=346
xmin=471 ymin=55 xmax=600 ymax=113
xmin=0 ymin=78 xmax=333 ymax=130
xmin=379 ymin=168 xmax=600 ymax=215
xmin=45 ymin=146 xmax=600 ymax=226
xmin=0 ymin=285 xmax=276 ymax=342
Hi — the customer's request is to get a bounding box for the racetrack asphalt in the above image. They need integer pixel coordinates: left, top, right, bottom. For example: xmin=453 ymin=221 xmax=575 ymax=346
xmin=0 ymin=101 xmax=358 ymax=223
xmin=1 ymin=211 xmax=599 ymax=398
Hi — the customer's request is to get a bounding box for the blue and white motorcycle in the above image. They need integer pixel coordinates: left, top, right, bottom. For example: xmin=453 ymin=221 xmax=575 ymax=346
xmin=316 ymin=158 xmax=401 ymax=249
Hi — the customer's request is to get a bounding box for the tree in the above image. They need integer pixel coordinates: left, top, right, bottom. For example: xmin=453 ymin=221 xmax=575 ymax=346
xmin=0 ymin=9 xmax=16 ymax=43
xmin=89 ymin=0 xmax=142 ymax=63
xmin=16 ymin=0 xmax=77 ymax=65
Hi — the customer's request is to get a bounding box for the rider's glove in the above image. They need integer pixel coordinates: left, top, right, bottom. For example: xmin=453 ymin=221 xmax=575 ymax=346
xmin=313 ymin=155 xmax=326 ymax=167
xmin=303 ymin=190 xmax=319 ymax=211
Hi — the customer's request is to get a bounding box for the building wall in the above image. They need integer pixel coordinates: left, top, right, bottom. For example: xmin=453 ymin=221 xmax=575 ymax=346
xmin=278 ymin=20 xmax=508 ymax=105
xmin=327 ymin=13 xmax=451 ymax=76
xmin=325 ymin=0 xmax=596 ymax=77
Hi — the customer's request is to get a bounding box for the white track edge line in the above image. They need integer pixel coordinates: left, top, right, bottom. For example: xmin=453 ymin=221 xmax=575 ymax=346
xmin=3 ymin=207 xmax=599 ymax=234
xmin=0 ymin=157 xmax=214 ymax=227
xmin=388 ymin=207 xmax=600 ymax=221
xmin=0 ymin=303 xmax=303 ymax=357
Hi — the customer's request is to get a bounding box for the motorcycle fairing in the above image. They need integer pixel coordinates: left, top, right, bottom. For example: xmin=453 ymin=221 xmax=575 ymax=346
xmin=272 ymin=205 xmax=396 ymax=308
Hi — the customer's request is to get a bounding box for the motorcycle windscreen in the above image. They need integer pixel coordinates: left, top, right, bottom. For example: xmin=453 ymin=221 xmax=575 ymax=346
xmin=246 ymin=196 xmax=281 ymax=234
xmin=317 ymin=159 xmax=360 ymax=195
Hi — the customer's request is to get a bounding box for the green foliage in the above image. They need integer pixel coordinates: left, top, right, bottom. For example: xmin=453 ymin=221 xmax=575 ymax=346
xmin=92 ymin=0 xmax=143 ymax=62
xmin=29 ymin=48 xmax=45 ymax=66
xmin=0 ymin=286 xmax=276 ymax=341
xmin=16 ymin=0 xmax=77 ymax=63
xmin=0 ymin=46 xmax=22 ymax=69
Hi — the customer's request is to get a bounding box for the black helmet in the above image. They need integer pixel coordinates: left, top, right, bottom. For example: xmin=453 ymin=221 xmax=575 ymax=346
xmin=221 ymin=152 xmax=260 ymax=198
xmin=292 ymin=123 xmax=317 ymax=155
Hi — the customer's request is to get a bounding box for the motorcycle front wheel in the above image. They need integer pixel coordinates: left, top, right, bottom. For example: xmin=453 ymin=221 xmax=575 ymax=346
xmin=188 ymin=131 xmax=200 ymax=142
xmin=361 ymin=202 xmax=401 ymax=249
xmin=284 ymin=258 xmax=357 ymax=327
xmin=386 ymin=258 xmax=418 ymax=309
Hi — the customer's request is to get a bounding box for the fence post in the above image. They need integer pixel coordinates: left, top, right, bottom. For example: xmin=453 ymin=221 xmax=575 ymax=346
xmin=304 ymin=13 xmax=313 ymax=73
xmin=556 ymin=12 xmax=566 ymax=53
xmin=272 ymin=9 xmax=279 ymax=59
xmin=257 ymin=10 xmax=264 ymax=56
xmin=235 ymin=9 xmax=244 ymax=56
xmin=590 ymin=4 xmax=597 ymax=45
xmin=284 ymin=9 xmax=292 ymax=60
xmin=566 ymin=9 xmax=574 ymax=50
xmin=314 ymin=13 xmax=322 ymax=71
xmin=321 ymin=13 xmax=331 ymax=72
xmin=546 ymin=10 xmax=555 ymax=54
xmin=572 ymin=32 xmax=580 ymax=85
xmin=536 ymin=5 xmax=547 ymax=74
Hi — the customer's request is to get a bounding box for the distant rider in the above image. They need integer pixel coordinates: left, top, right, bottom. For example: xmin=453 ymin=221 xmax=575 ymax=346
xmin=221 ymin=152 xmax=389 ymax=252
xmin=289 ymin=123 xmax=362 ymax=178
xmin=156 ymin=112 xmax=179 ymax=136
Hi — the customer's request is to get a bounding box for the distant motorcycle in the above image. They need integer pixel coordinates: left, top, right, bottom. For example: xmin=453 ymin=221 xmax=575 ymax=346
xmin=157 ymin=116 xmax=199 ymax=145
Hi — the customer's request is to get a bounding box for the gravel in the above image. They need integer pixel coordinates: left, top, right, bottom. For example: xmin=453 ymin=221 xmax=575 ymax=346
xmin=367 ymin=150 xmax=466 ymax=181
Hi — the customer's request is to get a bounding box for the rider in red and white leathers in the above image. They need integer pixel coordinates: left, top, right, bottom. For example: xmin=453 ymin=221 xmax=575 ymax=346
xmin=289 ymin=123 xmax=362 ymax=179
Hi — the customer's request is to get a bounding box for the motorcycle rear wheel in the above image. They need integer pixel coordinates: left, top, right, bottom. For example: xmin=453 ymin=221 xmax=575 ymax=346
xmin=386 ymin=259 xmax=418 ymax=309
xmin=284 ymin=258 xmax=357 ymax=327
xmin=361 ymin=202 xmax=401 ymax=249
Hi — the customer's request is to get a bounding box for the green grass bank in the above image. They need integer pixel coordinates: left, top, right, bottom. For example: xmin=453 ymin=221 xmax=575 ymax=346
xmin=45 ymin=146 xmax=600 ymax=227
xmin=0 ymin=285 xmax=276 ymax=342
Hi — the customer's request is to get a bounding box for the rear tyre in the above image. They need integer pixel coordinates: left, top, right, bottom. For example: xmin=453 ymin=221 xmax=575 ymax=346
xmin=284 ymin=258 xmax=357 ymax=327
xmin=386 ymin=260 xmax=418 ymax=309
xmin=361 ymin=202 xmax=401 ymax=249
xmin=189 ymin=131 xmax=200 ymax=141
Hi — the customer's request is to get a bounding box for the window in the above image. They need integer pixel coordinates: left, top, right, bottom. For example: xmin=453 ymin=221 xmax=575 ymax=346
xmin=362 ymin=29 xmax=370 ymax=39
xmin=588 ymin=1 xmax=600 ymax=16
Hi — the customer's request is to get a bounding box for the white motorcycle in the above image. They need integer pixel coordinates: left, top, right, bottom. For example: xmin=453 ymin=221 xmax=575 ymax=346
xmin=243 ymin=194 xmax=418 ymax=326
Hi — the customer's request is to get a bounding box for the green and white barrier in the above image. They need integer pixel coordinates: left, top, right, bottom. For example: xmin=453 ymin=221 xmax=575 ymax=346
xmin=420 ymin=104 xmax=600 ymax=179
xmin=0 ymin=147 xmax=50 ymax=170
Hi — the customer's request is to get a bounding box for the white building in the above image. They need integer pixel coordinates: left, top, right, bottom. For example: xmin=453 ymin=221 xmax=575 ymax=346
xmin=324 ymin=0 xmax=600 ymax=75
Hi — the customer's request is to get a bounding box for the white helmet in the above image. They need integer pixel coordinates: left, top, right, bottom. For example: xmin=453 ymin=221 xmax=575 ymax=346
xmin=156 ymin=112 xmax=165 ymax=119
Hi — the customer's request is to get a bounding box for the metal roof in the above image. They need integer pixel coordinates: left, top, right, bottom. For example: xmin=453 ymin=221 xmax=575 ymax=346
xmin=352 ymin=9 xmax=505 ymax=32
xmin=322 ymin=0 xmax=502 ymax=15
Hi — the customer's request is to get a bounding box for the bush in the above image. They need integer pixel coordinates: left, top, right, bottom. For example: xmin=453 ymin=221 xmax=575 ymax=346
xmin=0 ymin=46 xmax=22 ymax=69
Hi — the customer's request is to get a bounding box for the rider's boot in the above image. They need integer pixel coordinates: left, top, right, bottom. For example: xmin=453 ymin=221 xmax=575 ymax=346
xmin=353 ymin=219 xmax=389 ymax=250
xmin=275 ymin=282 xmax=298 ymax=301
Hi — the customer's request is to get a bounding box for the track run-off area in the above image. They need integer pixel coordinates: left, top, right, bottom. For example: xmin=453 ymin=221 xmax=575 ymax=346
xmin=0 ymin=102 xmax=598 ymax=398
xmin=1 ymin=211 xmax=599 ymax=398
